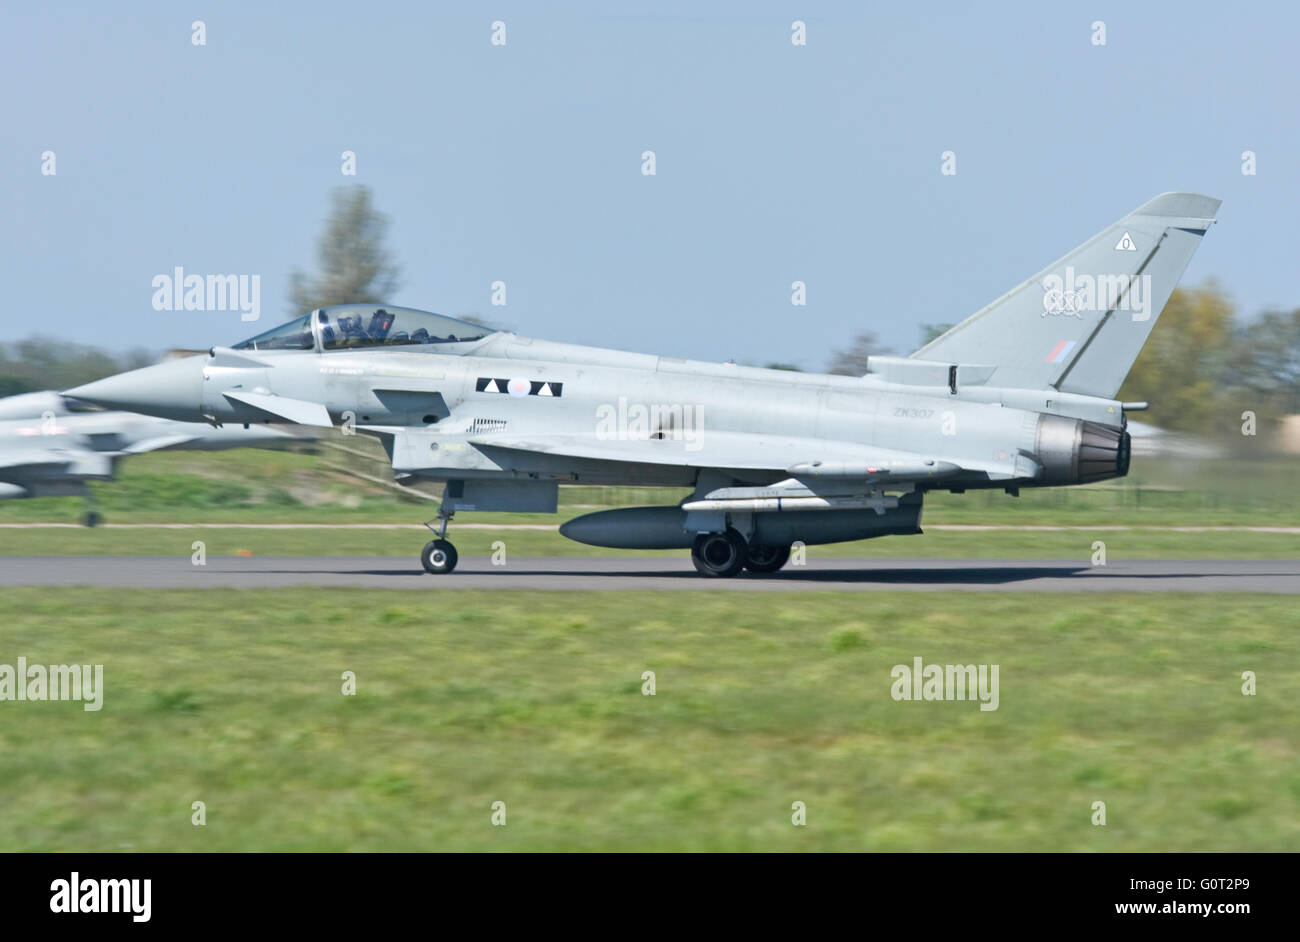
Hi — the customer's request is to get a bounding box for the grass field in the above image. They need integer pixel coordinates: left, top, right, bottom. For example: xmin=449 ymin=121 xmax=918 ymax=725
xmin=0 ymin=588 xmax=1295 ymax=851
xmin=2 ymin=443 xmax=1294 ymax=852
xmin=0 ymin=448 xmax=1296 ymax=528
xmin=0 ymin=448 xmax=1296 ymax=559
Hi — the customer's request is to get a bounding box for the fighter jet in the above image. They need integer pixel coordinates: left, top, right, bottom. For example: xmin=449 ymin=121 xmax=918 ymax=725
xmin=67 ymin=192 xmax=1219 ymax=574
xmin=0 ymin=389 xmax=298 ymax=525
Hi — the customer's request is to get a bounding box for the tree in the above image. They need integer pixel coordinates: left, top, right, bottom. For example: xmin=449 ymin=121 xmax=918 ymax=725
xmin=918 ymin=323 xmax=955 ymax=348
xmin=0 ymin=337 xmax=158 ymax=391
xmin=0 ymin=376 xmax=33 ymax=397
xmin=288 ymin=186 xmax=400 ymax=316
xmin=459 ymin=313 xmax=511 ymax=332
xmin=827 ymin=332 xmax=893 ymax=376
xmin=1117 ymin=283 xmax=1235 ymax=433
xmin=1225 ymin=307 xmax=1300 ymax=415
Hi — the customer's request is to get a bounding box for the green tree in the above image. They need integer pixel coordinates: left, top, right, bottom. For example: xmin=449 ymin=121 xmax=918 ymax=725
xmin=0 ymin=375 xmax=34 ymax=397
xmin=1118 ymin=283 xmax=1235 ymax=433
xmin=918 ymin=322 xmax=955 ymax=348
xmin=0 ymin=338 xmax=157 ymax=391
xmin=289 ymin=186 xmax=400 ymax=316
xmin=827 ymin=332 xmax=893 ymax=376
xmin=1225 ymin=307 xmax=1300 ymax=415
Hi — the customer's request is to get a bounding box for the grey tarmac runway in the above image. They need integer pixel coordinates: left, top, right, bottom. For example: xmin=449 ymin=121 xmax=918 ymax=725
xmin=1 ymin=556 xmax=1298 ymax=591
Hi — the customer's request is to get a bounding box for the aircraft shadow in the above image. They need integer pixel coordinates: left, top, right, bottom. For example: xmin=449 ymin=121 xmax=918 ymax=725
xmin=756 ymin=566 xmax=1092 ymax=584
xmin=438 ymin=565 xmax=1094 ymax=585
xmin=238 ymin=565 xmax=1293 ymax=586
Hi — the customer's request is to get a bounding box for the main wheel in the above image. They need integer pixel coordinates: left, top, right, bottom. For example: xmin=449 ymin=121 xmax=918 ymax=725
xmin=744 ymin=544 xmax=790 ymax=573
xmin=690 ymin=528 xmax=748 ymax=578
xmin=82 ymin=511 xmax=103 ymax=528
xmin=421 ymin=539 xmax=459 ymax=574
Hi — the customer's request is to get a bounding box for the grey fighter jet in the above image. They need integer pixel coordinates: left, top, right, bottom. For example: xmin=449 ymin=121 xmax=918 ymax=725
xmin=0 ymin=389 xmax=297 ymax=525
xmin=67 ymin=192 xmax=1219 ymax=574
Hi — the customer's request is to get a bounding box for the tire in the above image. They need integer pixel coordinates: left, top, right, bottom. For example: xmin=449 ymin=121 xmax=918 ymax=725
xmin=744 ymin=544 xmax=790 ymax=573
xmin=82 ymin=511 xmax=103 ymax=528
xmin=690 ymin=528 xmax=748 ymax=578
xmin=420 ymin=539 xmax=458 ymax=574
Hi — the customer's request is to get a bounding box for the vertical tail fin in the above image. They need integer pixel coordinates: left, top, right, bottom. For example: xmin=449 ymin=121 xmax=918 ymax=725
xmin=912 ymin=192 xmax=1220 ymax=397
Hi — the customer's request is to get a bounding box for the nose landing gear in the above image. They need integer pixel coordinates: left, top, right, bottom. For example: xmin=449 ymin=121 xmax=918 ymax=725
xmin=81 ymin=488 xmax=102 ymax=528
xmin=420 ymin=508 xmax=459 ymax=574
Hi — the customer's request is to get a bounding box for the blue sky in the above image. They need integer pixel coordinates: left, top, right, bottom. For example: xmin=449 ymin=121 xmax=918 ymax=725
xmin=2 ymin=1 xmax=1295 ymax=369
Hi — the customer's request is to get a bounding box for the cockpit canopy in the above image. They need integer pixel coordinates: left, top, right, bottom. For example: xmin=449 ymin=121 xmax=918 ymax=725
xmin=232 ymin=305 xmax=494 ymax=352
xmin=233 ymin=315 xmax=315 ymax=351
xmin=316 ymin=305 xmax=493 ymax=349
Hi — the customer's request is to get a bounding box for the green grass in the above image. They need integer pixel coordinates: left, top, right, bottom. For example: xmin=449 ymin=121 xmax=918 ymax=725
xmin=1 ymin=448 xmax=1294 ymax=558
xmin=0 ymin=589 xmax=1295 ymax=851
xmin=0 ymin=449 xmax=1296 ymax=526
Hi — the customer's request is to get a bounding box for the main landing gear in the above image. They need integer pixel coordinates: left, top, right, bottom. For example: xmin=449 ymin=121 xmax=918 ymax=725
xmin=420 ymin=508 xmax=459 ymax=574
xmin=690 ymin=528 xmax=792 ymax=578
xmin=743 ymin=543 xmax=791 ymax=574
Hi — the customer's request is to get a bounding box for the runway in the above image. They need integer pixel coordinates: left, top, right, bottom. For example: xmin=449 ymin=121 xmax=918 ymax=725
xmin=2 ymin=556 xmax=1297 ymax=592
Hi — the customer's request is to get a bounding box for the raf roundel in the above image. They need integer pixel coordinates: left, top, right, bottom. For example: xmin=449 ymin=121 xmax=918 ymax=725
xmin=475 ymin=376 xmax=565 ymax=397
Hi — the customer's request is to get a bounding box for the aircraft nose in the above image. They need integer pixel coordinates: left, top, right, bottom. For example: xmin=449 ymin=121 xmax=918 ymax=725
xmin=64 ymin=355 xmax=206 ymax=422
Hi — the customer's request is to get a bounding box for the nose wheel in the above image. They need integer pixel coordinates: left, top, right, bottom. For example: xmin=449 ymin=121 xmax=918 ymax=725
xmin=421 ymin=539 xmax=458 ymax=574
xmin=421 ymin=509 xmax=459 ymax=574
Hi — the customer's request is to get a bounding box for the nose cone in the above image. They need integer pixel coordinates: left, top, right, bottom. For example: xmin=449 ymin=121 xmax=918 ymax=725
xmin=65 ymin=355 xmax=206 ymax=422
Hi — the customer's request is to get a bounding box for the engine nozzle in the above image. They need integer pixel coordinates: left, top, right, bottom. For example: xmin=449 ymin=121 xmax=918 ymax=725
xmin=1034 ymin=414 xmax=1131 ymax=484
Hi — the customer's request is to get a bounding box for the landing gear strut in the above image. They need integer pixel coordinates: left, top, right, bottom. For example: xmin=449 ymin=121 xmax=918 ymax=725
xmin=690 ymin=528 xmax=749 ymax=578
xmin=421 ymin=508 xmax=458 ymax=574
xmin=81 ymin=489 xmax=102 ymax=528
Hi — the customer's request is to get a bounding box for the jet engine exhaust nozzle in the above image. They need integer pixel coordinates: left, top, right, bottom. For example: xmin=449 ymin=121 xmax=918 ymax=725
xmin=1034 ymin=413 xmax=1131 ymax=485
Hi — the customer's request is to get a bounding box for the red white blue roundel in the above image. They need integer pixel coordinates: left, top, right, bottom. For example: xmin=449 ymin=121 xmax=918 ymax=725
xmin=475 ymin=376 xmax=564 ymax=397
